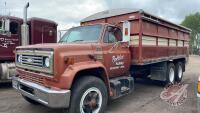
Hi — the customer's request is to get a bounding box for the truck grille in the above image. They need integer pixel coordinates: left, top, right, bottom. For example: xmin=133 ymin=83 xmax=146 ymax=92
xmin=18 ymin=69 xmax=45 ymax=86
xmin=16 ymin=50 xmax=54 ymax=74
xmin=21 ymin=55 xmax=44 ymax=67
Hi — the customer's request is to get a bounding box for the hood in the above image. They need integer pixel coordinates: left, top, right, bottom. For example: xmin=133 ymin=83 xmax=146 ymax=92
xmin=16 ymin=43 xmax=96 ymax=77
xmin=16 ymin=43 xmax=94 ymax=51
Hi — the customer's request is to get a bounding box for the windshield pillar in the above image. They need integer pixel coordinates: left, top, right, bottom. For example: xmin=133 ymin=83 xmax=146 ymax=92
xmin=0 ymin=19 xmax=4 ymax=31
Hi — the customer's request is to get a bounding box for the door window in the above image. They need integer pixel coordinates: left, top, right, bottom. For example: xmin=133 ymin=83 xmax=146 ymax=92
xmin=104 ymin=26 xmax=122 ymax=43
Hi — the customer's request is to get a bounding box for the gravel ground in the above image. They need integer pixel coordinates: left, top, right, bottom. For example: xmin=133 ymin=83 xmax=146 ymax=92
xmin=0 ymin=55 xmax=199 ymax=113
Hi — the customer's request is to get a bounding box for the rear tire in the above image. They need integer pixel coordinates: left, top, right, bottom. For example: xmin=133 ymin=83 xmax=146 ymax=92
xmin=175 ymin=62 xmax=183 ymax=82
xmin=67 ymin=76 xmax=108 ymax=113
xmin=165 ymin=63 xmax=175 ymax=84
xmin=22 ymin=95 xmax=40 ymax=105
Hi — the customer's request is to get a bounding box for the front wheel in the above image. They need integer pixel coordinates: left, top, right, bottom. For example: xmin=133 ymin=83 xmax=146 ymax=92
xmin=67 ymin=76 xmax=108 ymax=113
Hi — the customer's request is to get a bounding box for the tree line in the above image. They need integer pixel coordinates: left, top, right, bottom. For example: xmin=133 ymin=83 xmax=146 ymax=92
xmin=181 ymin=13 xmax=200 ymax=55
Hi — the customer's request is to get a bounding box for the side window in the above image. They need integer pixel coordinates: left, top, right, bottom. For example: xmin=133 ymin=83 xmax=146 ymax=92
xmin=9 ymin=21 xmax=18 ymax=34
xmin=104 ymin=26 xmax=122 ymax=43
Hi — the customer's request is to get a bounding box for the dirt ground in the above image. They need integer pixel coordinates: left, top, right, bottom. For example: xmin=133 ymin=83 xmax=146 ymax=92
xmin=0 ymin=55 xmax=199 ymax=113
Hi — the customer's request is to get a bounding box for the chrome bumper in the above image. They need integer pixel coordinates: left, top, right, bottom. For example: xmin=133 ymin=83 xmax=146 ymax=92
xmin=12 ymin=77 xmax=71 ymax=108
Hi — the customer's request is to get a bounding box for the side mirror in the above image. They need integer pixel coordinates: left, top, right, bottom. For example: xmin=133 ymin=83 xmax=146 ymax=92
xmin=122 ymin=21 xmax=131 ymax=42
xmin=108 ymin=26 xmax=114 ymax=32
xmin=4 ymin=19 xmax=10 ymax=32
xmin=108 ymin=26 xmax=123 ymax=42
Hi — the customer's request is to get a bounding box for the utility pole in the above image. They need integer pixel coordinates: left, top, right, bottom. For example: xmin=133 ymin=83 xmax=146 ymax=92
xmin=4 ymin=2 xmax=6 ymax=15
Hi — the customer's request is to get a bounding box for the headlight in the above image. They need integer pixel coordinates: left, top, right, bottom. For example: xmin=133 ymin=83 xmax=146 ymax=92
xmin=17 ymin=55 xmax=22 ymax=63
xmin=44 ymin=57 xmax=50 ymax=67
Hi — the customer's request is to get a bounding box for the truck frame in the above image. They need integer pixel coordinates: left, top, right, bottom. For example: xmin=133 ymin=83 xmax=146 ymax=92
xmin=12 ymin=9 xmax=191 ymax=113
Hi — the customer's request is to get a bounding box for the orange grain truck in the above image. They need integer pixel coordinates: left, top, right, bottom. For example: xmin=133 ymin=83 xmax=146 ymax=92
xmin=13 ymin=9 xmax=190 ymax=113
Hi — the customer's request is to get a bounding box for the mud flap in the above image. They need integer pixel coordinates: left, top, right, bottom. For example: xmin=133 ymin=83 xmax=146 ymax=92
xmin=150 ymin=62 xmax=167 ymax=81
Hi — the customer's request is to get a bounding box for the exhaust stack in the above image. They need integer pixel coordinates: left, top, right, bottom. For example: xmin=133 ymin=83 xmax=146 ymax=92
xmin=21 ymin=2 xmax=29 ymax=46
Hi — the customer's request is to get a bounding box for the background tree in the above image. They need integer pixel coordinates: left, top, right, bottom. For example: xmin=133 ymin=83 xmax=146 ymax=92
xmin=181 ymin=12 xmax=200 ymax=54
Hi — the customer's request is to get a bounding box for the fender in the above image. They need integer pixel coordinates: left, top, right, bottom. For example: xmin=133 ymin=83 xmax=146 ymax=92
xmin=58 ymin=61 xmax=112 ymax=95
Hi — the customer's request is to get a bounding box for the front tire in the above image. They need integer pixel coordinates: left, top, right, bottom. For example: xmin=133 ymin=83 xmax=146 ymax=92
xmin=68 ymin=76 xmax=108 ymax=113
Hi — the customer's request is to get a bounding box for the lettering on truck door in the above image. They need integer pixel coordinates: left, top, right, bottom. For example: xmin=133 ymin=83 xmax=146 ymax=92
xmin=102 ymin=26 xmax=131 ymax=78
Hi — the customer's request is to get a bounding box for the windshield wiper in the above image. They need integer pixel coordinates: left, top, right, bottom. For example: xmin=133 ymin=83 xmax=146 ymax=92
xmin=71 ymin=40 xmax=84 ymax=42
xmin=59 ymin=39 xmax=84 ymax=43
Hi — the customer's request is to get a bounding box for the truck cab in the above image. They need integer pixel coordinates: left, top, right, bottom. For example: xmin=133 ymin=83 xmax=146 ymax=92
xmin=59 ymin=24 xmax=131 ymax=77
xmin=0 ymin=16 xmax=23 ymax=59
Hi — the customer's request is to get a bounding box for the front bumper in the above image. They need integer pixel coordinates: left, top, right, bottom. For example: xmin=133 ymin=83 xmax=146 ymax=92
xmin=12 ymin=77 xmax=71 ymax=108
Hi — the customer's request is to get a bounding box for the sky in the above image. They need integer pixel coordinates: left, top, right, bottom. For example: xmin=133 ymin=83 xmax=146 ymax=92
xmin=0 ymin=0 xmax=200 ymax=30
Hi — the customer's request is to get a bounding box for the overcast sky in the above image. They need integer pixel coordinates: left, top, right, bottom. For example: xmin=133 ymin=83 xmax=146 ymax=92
xmin=0 ymin=0 xmax=200 ymax=30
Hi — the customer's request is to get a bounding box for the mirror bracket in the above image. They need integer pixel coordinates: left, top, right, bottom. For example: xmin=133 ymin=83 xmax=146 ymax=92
xmin=108 ymin=41 xmax=120 ymax=53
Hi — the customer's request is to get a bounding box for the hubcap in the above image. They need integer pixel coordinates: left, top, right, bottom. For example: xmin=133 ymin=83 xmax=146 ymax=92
xmin=178 ymin=65 xmax=183 ymax=79
xmin=169 ymin=67 xmax=175 ymax=83
xmin=80 ymin=87 xmax=102 ymax=113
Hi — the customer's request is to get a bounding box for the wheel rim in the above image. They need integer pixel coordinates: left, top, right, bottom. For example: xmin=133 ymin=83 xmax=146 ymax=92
xmin=169 ymin=67 xmax=175 ymax=83
xmin=80 ymin=87 xmax=102 ymax=113
xmin=178 ymin=65 xmax=183 ymax=79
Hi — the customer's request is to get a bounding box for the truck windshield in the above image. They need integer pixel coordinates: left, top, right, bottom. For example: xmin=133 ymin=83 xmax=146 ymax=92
xmin=59 ymin=25 xmax=102 ymax=43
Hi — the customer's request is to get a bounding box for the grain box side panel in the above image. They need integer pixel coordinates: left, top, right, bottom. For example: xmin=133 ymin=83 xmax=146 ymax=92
xmin=107 ymin=13 xmax=140 ymax=24
xmin=81 ymin=19 xmax=106 ymax=25
xmin=158 ymin=26 xmax=168 ymax=38
xmin=142 ymin=20 xmax=157 ymax=36
xmin=130 ymin=20 xmax=140 ymax=35
xmin=133 ymin=18 xmax=189 ymax=65
xmin=169 ymin=29 xmax=178 ymax=39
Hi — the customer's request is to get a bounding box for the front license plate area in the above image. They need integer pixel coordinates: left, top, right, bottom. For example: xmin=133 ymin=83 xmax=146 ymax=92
xmin=20 ymin=84 xmax=35 ymax=95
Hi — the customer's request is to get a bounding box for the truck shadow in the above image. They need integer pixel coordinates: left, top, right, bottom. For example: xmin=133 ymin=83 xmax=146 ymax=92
xmin=134 ymin=78 xmax=166 ymax=87
xmin=0 ymin=82 xmax=12 ymax=89
xmin=17 ymin=78 xmax=164 ymax=113
xmin=105 ymin=78 xmax=164 ymax=113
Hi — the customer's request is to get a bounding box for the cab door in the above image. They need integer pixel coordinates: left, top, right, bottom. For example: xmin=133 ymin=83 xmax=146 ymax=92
xmin=0 ymin=20 xmax=21 ymax=59
xmin=102 ymin=26 xmax=131 ymax=78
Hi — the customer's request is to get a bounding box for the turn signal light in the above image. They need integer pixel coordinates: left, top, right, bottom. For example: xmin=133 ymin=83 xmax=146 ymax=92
xmin=198 ymin=77 xmax=200 ymax=93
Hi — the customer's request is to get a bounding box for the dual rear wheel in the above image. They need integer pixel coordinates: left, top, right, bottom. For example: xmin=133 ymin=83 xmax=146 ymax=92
xmin=166 ymin=62 xmax=183 ymax=84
